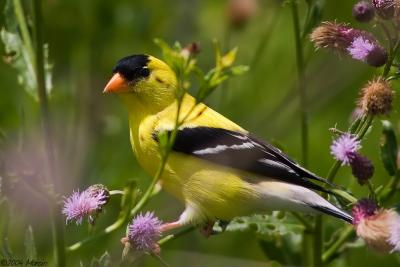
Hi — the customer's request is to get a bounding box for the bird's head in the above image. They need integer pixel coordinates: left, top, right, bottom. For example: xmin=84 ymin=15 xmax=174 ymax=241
xmin=104 ymin=54 xmax=177 ymax=111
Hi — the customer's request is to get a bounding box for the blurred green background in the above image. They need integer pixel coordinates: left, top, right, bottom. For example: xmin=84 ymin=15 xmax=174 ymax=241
xmin=0 ymin=0 xmax=399 ymax=266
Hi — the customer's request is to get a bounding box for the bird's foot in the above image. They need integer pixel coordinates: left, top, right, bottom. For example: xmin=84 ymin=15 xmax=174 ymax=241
xmin=200 ymin=221 xmax=215 ymax=238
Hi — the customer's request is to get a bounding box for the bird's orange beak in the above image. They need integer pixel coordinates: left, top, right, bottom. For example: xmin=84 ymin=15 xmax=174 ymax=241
xmin=103 ymin=73 xmax=129 ymax=93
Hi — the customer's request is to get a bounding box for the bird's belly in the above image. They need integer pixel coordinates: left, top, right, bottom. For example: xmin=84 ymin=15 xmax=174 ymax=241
xmin=166 ymin=153 xmax=264 ymax=221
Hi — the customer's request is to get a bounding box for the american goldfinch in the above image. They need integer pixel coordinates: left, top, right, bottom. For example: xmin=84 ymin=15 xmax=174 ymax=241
xmin=104 ymin=54 xmax=353 ymax=232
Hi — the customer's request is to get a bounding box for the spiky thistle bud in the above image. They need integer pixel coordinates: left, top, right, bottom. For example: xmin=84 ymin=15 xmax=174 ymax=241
xmin=372 ymin=0 xmax=395 ymax=19
xmin=180 ymin=42 xmax=201 ymax=59
xmin=358 ymin=78 xmax=394 ymax=116
xmin=311 ymin=22 xmax=387 ymax=67
xmin=349 ymin=153 xmax=374 ymax=185
xmin=353 ymin=1 xmax=375 ymax=22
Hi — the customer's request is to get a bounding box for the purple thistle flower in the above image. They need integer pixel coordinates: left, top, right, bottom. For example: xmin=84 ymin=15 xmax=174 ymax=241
xmin=62 ymin=189 xmax=107 ymax=225
xmin=330 ymin=134 xmax=361 ymax=165
xmin=128 ymin=212 xmax=162 ymax=252
xmin=347 ymin=36 xmax=375 ymax=61
xmin=347 ymin=36 xmax=387 ymax=67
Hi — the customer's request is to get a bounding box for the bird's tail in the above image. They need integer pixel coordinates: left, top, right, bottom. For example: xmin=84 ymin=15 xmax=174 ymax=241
xmin=289 ymin=184 xmax=354 ymax=223
xmin=309 ymin=203 xmax=353 ymax=223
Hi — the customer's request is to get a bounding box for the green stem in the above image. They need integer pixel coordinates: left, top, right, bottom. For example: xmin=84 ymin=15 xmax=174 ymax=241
xmin=292 ymin=212 xmax=313 ymax=232
xmin=322 ymin=226 xmax=354 ymax=263
xmin=383 ymin=41 xmax=400 ymax=77
xmin=291 ymin=0 xmax=308 ymax=167
xmin=291 ymin=1 xmax=313 ymax=266
xmin=158 ymin=226 xmax=195 ymax=246
xmin=33 ymin=1 xmax=65 ymax=266
xmin=13 ymin=0 xmax=35 ymax=64
xmin=67 ymin=216 xmax=125 ymax=252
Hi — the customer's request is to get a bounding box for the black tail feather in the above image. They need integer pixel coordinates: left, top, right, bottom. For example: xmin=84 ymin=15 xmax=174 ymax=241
xmin=310 ymin=205 xmax=353 ymax=224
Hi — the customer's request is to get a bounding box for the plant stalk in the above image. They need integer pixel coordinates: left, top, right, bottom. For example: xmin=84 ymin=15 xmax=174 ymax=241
xmin=291 ymin=0 xmax=308 ymax=168
xmin=33 ymin=0 xmax=65 ymax=266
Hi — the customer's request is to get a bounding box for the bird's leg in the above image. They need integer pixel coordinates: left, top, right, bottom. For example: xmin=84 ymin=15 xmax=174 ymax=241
xmin=160 ymin=205 xmax=198 ymax=233
xmin=159 ymin=221 xmax=182 ymax=232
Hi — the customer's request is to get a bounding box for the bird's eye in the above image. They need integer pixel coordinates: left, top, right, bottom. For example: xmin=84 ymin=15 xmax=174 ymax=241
xmin=140 ymin=67 xmax=150 ymax=78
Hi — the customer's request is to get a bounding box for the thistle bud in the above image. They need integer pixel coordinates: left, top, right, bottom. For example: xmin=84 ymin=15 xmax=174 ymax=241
xmin=353 ymin=1 xmax=375 ymax=22
xmin=372 ymin=0 xmax=395 ymax=19
xmin=310 ymin=22 xmax=354 ymax=54
xmin=180 ymin=42 xmax=201 ymax=59
xmin=349 ymin=153 xmax=374 ymax=185
xmin=358 ymin=78 xmax=394 ymax=116
xmin=86 ymin=184 xmax=110 ymax=209
xmin=227 ymin=0 xmax=258 ymax=29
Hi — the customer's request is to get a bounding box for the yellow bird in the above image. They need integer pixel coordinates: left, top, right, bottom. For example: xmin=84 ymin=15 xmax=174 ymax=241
xmin=104 ymin=54 xmax=352 ymax=232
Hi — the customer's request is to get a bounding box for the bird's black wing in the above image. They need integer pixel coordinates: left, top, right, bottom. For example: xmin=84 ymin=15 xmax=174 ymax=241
xmin=153 ymin=127 xmax=333 ymax=193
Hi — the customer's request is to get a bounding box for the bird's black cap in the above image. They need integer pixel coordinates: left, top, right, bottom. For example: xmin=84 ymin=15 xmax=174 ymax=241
xmin=113 ymin=54 xmax=150 ymax=82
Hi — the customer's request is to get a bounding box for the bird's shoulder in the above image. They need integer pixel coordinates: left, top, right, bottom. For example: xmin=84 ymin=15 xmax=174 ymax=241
xmin=154 ymin=94 xmax=245 ymax=133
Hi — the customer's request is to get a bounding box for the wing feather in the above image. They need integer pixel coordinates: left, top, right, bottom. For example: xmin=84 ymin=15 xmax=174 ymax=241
xmin=153 ymin=127 xmax=333 ymax=193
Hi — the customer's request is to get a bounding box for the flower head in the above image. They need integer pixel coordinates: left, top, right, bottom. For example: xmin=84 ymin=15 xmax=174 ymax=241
xmin=353 ymin=1 xmax=375 ymax=22
xmin=311 ymin=22 xmax=386 ymax=67
xmin=127 ymin=212 xmax=162 ymax=252
xmin=352 ymin=199 xmax=400 ymax=253
xmin=372 ymin=0 xmax=395 ymax=19
xmin=330 ymin=134 xmax=361 ymax=165
xmin=358 ymin=78 xmax=394 ymax=116
xmin=350 ymin=153 xmax=374 ymax=185
xmin=62 ymin=188 xmax=108 ymax=225
xmin=347 ymin=36 xmax=387 ymax=67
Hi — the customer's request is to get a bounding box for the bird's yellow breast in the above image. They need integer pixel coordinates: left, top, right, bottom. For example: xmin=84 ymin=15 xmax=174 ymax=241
xmin=126 ymin=94 xmax=260 ymax=219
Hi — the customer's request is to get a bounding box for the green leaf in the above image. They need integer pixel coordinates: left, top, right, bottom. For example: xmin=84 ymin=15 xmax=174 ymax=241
xmin=380 ymin=120 xmax=398 ymax=176
xmin=230 ymin=65 xmax=249 ymax=76
xmin=226 ymin=212 xmax=304 ymax=237
xmin=220 ymin=47 xmax=238 ymax=69
xmin=90 ymin=251 xmax=112 ymax=267
xmin=24 ymin=226 xmax=37 ymax=259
